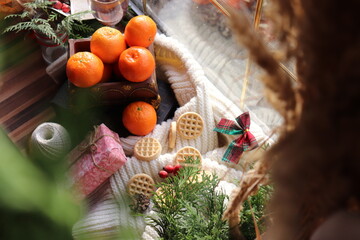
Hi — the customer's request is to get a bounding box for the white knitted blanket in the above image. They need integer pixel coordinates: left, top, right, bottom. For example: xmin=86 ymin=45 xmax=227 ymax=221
xmin=72 ymin=34 xmax=269 ymax=240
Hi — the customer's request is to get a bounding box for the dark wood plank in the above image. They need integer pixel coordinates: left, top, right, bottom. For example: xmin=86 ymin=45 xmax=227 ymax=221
xmin=0 ymin=33 xmax=60 ymax=149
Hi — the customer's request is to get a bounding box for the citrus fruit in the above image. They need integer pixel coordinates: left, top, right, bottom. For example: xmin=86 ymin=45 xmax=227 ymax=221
xmin=112 ymin=61 xmax=122 ymax=79
xmin=100 ymin=63 xmax=112 ymax=83
xmin=122 ymin=101 xmax=157 ymax=136
xmin=124 ymin=15 xmax=157 ymax=47
xmin=90 ymin=26 xmax=127 ymax=64
xmin=66 ymin=51 xmax=104 ymax=88
xmin=118 ymin=46 xmax=155 ymax=82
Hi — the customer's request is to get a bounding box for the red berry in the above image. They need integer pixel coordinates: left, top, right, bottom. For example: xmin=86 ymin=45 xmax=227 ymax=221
xmin=61 ymin=3 xmax=70 ymax=13
xmin=163 ymin=165 xmax=175 ymax=173
xmin=173 ymin=164 xmax=182 ymax=174
xmin=158 ymin=170 xmax=168 ymax=179
xmin=53 ymin=1 xmax=63 ymax=9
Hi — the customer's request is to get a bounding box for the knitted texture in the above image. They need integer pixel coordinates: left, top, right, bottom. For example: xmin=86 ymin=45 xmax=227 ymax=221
xmin=72 ymin=34 xmax=268 ymax=239
xmin=155 ymin=0 xmax=282 ymax=136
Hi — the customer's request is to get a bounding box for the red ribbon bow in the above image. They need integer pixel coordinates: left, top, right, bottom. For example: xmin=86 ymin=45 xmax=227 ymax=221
xmin=214 ymin=112 xmax=258 ymax=164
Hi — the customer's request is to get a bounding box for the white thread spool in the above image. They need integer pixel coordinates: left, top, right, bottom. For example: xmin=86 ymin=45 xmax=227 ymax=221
xmin=29 ymin=122 xmax=71 ymax=160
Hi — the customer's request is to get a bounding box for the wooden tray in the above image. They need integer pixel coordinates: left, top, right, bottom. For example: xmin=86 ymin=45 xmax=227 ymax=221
xmin=67 ymin=38 xmax=160 ymax=111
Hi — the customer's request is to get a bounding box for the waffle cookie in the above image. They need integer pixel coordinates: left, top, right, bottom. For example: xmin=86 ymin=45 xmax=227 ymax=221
xmin=134 ymin=137 xmax=162 ymax=162
xmin=127 ymin=173 xmax=155 ymax=198
xmin=176 ymin=112 xmax=204 ymax=139
xmin=174 ymin=146 xmax=202 ymax=166
xmin=168 ymin=121 xmax=177 ymax=149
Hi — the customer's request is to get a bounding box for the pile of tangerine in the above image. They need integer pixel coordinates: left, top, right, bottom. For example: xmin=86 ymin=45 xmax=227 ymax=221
xmin=67 ymin=15 xmax=157 ymax=87
xmin=66 ymin=15 xmax=158 ymax=136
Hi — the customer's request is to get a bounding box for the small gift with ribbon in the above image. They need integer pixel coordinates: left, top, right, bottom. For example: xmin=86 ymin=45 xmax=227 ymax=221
xmin=68 ymin=123 xmax=127 ymax=198
xmin=214 ymin=112 xmax=258 ymax=164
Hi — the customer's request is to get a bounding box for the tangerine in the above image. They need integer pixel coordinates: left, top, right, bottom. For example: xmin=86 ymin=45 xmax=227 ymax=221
xmin=112 ymin=60 xmax=122 ymax=79
xmin=118 ymin=46 xmax=155 ymax=82
xmin=100 ymin=63 xmax=112 ymax=83
xmin=66 ymin=51 xmax=104 ymax=88
xmin=124 ymin=15 xmax=157 ymax=48
xmin=122 ymin=101 xmax=157 ymax=136
xmin=90 ymin=27 xmax=127 ymax=64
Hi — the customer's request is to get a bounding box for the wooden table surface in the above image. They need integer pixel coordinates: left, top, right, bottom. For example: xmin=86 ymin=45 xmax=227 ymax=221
xmin=0 ymin=32 xmax=60 ymax=150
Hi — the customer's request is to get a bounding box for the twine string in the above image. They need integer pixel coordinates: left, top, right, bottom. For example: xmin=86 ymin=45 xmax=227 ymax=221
xmin=75 ymin=128 xmax=123 ymax=174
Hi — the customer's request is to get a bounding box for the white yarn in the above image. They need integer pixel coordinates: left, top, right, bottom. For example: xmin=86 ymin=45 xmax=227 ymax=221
xmin=29 ymin=122 xmax=71 ymax=160
xmin=72 ymin=34 xmax=269 ymax=240
xmin=155 ymin=0 xmax=281 ymax=136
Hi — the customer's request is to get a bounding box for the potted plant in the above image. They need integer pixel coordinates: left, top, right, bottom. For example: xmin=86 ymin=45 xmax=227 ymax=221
xmin=2 ymin=0 xmax=93 ymax=64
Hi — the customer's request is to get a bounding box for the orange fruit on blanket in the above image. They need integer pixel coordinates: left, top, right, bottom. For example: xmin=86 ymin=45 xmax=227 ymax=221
xmin=90 ymin=26 xmax=127 ymax=64
xmin=118 ymin=46 xmax=155 ymax=82
xmin=66 ymin=52 xmax=104 ymax=88
xmin=124 ymin=15 xmax=157 ymax=47
xmin=122 ymin=101 xmax=157 ymax=136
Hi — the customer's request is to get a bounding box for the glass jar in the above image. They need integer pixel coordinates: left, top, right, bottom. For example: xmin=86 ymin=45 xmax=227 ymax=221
xmin=34 ymin=31 xmax=68 ymax=65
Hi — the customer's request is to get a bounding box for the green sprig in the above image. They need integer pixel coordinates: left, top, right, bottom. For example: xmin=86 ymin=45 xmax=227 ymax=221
xmin=2 ymin=0 xmax=93 ymax=45
xmin=148 ymin=157 xmax=229 ymax=240
xmin=239 ymin=185 xmax=273 ymax=240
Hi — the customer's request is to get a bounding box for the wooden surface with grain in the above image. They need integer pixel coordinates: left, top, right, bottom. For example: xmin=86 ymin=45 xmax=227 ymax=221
xmin=0 ymin=32 xmax=59 ymax=150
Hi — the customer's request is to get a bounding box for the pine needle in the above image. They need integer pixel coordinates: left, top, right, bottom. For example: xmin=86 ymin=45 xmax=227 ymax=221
xmin=147 ymin=157 xmax=229 ymax=239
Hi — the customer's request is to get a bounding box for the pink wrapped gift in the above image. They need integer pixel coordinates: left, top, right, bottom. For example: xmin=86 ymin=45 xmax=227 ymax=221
xmin=68 ymin=123 xmax=127 ymax=198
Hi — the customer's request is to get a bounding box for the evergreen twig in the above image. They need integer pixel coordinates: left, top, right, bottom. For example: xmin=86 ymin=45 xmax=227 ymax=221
xmin=148 ymin=157 xmax=229 ymax=239
xmin=2 ymin=0 xmax=93 ymax=45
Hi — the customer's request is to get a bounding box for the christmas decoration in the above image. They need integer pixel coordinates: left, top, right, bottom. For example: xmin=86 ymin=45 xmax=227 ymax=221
xmin=158 ymin=170 xmax=168 ymax=179
xmin=163 ymin=165 xmax=175 ymax=173
xmin=149 ymin=157 xmax=229 ymax=239
xmin=68 ymin=124 xmax=127 ymax=198
xmin=130 ymin=193 xmax=151 ymax=214
xmin=214 ymin=112 xmax=258 ymax=163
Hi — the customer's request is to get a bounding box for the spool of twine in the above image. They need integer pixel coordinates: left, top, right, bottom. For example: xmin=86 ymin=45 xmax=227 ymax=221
xmin=29 ymin=122 xmax=71 ymax=160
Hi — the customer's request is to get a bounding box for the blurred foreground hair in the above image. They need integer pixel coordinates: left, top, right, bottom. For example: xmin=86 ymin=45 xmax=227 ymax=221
xmin=223 ymin=0 xmax=360 ymax=239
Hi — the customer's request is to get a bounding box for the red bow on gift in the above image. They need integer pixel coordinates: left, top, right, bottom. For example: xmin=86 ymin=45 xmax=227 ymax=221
xmin=214 ymin=112 xmax=258 ymax=164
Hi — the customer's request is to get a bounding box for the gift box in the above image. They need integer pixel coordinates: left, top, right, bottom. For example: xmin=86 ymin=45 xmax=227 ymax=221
xmin=68 ymin=123 xmax=127 ymax=198
xmin=67 ymin=38 xmax=160 ymax=111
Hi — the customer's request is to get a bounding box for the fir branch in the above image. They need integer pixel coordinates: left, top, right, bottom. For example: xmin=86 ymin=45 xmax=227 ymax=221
xmin=148 ymin=157 xmax=229 ymax=239
xmin=2 ymin=0 xmax=93 ymax=44
xmin=60 ymin=10 xmax=93 ymax=36
xmin=4 ymin=13 xmax=22 ymax=20
xmin=3 ymin=11 xmax=33 ymax=23
xmin=69 ymin=33 xmax=83 ymax=39
xmin=48 ymin=13 xmax=58 ymax=22
xmin=3 ymin=22 xmax=34 ymax=34
xmin=33 ymin=23 xmax=63 ymax=45
xmin=23 ymin=0 xmax=53 ymax=10
xmin=71 ymin=22 xmax=93 ymax=33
